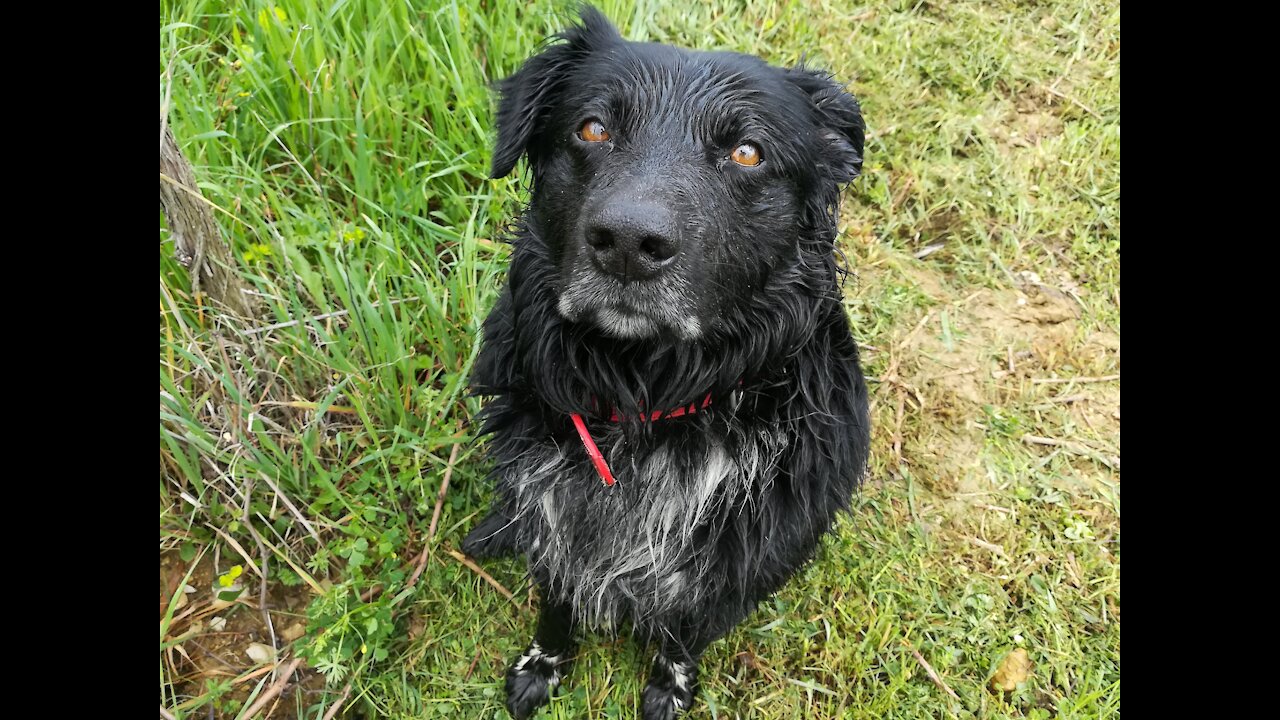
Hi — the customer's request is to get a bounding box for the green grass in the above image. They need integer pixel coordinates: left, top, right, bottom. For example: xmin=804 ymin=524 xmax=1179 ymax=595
xmin=159 ymin=1 xmax=1119 ymax=718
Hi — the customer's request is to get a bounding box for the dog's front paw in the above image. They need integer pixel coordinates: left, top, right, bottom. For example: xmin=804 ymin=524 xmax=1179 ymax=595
xmin=504 ymin=642 xmax=565 ymax=719
xmin=642 ymin=656 xmax=698 ymax=719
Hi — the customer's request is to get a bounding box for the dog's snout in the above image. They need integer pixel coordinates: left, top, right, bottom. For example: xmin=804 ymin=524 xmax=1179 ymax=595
xmin=586 ymin=201 xmax=680 ymax=282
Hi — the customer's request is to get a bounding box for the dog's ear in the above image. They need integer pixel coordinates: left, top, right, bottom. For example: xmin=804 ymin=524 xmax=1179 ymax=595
xmin=490 ymin=6 xmax=622 ymax=179
xmin=785 ymin=66 xmax=865 ymax=183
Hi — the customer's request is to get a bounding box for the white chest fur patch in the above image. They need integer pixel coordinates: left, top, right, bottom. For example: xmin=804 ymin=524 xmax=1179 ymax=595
xmin=505 ymin=426 xmax=788 ymax=629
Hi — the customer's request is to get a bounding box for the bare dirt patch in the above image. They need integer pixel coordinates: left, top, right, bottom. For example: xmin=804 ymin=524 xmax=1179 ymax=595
xmin=871 ymin=260 xmax=1119 ymax=503
xmin=161 ymin=550 xmax=320 ymax=716
xmin=989 ymin=108 xmax=1064 ymax=153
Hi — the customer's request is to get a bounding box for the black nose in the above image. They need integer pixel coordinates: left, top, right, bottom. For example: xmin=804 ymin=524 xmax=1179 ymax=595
xmin=585 ymin=201 xmax=680 ymax=282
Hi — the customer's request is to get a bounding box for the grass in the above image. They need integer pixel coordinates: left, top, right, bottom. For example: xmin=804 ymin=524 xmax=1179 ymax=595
xmin=158 ymin=1 xmax=1120 ymax=718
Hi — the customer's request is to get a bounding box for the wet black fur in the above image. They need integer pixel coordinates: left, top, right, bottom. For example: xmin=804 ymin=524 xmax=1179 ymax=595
xmin=463 ymin=7 xmax=870 ymax=718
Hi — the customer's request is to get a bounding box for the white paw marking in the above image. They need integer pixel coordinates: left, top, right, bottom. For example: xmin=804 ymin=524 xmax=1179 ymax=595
xmin=513 ymin=642 xmax=562 ymax=684
xmin=655 ymin=654 xmax=695 ymax=710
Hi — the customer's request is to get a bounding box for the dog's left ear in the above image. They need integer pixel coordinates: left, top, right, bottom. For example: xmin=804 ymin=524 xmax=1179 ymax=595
xmin=490 ymin=6 xmax=622 ymax=179
xmin=785 ymin=66 xmax=865 ymax=183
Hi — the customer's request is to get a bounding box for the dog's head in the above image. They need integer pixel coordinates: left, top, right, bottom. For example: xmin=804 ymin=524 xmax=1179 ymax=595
xmin=491 ymin=6 xmax=863 ymax=342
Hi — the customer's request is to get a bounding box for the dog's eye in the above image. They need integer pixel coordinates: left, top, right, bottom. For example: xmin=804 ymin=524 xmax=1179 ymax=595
xmin=730 ymin=142 xmax=762 ymax=167
xmin=578 ymin=119 xmax=610 ymax=143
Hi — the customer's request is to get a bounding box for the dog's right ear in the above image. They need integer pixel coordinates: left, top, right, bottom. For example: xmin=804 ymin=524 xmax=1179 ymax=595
xmin=490 ymin=6 xmax=621 ymax=179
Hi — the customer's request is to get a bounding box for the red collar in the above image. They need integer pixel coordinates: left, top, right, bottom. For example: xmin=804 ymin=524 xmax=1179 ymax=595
xmin=570 ymin=393 xmax=714 ymax=487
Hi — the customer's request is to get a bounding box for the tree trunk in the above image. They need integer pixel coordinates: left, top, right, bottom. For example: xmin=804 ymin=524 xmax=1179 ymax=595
xmin=159 ymin=117 xmax=254 ymax=318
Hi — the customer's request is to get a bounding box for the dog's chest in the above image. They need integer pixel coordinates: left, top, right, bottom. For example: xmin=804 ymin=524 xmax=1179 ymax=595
xmin=504 ymin=424 xmax=787 ymax=628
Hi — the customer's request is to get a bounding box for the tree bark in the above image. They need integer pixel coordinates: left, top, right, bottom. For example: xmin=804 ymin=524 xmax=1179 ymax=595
xmin=159 ymin=117 xmax=254 ymax=318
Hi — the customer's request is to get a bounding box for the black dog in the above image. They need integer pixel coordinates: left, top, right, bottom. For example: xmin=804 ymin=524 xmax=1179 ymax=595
xmin=463 ymin=7 xmax=870 ymax=718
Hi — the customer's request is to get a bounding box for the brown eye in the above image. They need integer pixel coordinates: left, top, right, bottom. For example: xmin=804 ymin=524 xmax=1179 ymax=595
xmin=730 ymin=142 xmax=761 ymax=167
xmin=579 ymin=119 xmax=610 ymax=142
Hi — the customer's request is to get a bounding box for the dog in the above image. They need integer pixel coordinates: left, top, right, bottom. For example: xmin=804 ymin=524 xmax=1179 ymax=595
xmin=462 ymin=7 xmax=870 ymax=718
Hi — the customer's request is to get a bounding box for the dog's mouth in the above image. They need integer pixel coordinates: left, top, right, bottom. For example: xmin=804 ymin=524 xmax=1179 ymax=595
xmin=556 ymin=273 xmax=702 ymax=341
xmin=588 ymin=304 xmax=667 ymax=340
